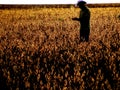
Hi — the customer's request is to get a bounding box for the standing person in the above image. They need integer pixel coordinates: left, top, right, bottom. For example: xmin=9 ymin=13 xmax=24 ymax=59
xmin=72 ymin=0 xmax=90 ymax=42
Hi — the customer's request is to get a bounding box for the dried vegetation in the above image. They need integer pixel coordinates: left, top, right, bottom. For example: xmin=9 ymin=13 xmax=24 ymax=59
xmin=0 ymin=7 xmax=120 ymax=90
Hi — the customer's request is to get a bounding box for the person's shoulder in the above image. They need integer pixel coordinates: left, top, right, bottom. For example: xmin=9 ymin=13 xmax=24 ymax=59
xmin=85 ymin=6 xmax=90 ymax=11
xmin=85 ymin=7 xmax=90 ymax=14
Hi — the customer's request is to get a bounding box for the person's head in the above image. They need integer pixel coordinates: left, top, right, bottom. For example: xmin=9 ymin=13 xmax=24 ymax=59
xmin=77 ymin=0 xmax=86 ymax=8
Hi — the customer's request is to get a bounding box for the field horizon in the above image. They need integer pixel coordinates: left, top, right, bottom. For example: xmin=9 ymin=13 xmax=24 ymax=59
xmin=0 ymin=3 xmax=120 ymax=9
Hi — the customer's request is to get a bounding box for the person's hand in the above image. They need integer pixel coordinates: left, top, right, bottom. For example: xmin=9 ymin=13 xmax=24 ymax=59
xmin=72 ymin=17 xmax=79 ymax=20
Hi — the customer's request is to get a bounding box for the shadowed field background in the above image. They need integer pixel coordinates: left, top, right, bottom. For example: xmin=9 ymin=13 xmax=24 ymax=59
xmin=0 ymin=5 xmax=120 ymax=90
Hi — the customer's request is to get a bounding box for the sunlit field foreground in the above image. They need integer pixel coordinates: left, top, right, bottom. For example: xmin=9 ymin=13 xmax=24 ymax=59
xmin=0 ymin=7 xmax=120 ymax=90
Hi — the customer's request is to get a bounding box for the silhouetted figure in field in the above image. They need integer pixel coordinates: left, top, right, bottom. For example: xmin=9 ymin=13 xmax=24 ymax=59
xmin=72 ymin=0 xmax=90 ymax=42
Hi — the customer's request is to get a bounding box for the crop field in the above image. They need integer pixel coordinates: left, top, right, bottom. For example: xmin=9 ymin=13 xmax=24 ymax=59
xmin=0 ymin=7 xmax=120 ymax=90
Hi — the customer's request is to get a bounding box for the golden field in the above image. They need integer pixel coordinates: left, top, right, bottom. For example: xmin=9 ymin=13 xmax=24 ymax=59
xmin=0 ymin=7 xmax=120 ymax=90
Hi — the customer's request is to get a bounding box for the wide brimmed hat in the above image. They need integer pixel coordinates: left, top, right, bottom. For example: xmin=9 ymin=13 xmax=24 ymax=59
xmin=77 ymin=0 xmax=87 ymax=6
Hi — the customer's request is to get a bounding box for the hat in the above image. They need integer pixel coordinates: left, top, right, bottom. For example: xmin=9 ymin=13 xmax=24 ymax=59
xmin=77 ymin=0 xmax=86 ymax=6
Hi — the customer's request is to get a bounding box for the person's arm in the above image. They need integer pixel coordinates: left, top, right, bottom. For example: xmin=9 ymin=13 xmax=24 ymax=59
xmin=72 ymin=17 xmax=80 ymax=21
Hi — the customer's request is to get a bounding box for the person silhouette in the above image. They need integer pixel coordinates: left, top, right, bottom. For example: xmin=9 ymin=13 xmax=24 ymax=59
xmin=72 ymin=0 xmax=90 ymax=42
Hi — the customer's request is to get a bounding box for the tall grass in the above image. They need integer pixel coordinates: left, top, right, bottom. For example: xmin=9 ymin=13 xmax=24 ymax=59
xmin=0 ymin=7 xmax=120 ymax=90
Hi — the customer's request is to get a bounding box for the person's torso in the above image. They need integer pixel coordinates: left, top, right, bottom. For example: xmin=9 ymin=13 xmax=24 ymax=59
xmin=79 ymin=7 xmax=90 ymax=28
